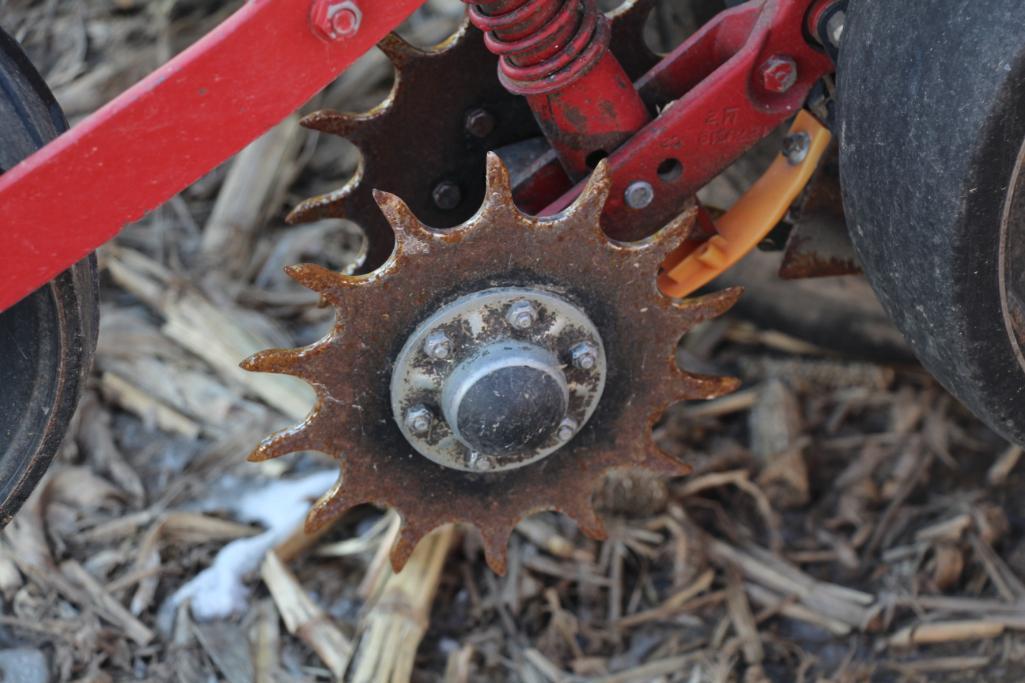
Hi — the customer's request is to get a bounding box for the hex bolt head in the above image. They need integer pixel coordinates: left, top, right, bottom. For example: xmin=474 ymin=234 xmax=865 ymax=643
xmin=506 ymin=300 xmax=538 ymax=330
xmin=465 ymin=108 xmax=496 ymax=138
xmin=624 ymin=181 xmax=655 ymax=210
xmin=405 ymin=405 xmax=433 ymax=436
xmin=557 ymin=418 xmax=578 ymax=442
xmin=782 ymin=131 xmax=811 ymax=165
xmin=760 ymin=55 xmax=798 ymax=94
xmin=570 ymin=342 xmax=598 ymax=370
xmin=423 ymin=330 xmax=453 ymax=360
xmin=310 ymin=0 xmax=362 ymax=41
xmin=432 ymin=181 xmax=462 ymax=211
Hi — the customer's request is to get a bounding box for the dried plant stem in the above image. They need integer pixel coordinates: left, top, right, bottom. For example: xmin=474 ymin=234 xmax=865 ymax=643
xmin=344 ymin=525 xmax=456 ymax=683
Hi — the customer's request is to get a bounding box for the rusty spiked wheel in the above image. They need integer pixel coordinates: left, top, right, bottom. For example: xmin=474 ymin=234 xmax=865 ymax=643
xmin=244 ymin=155 xmax=738 ymax=573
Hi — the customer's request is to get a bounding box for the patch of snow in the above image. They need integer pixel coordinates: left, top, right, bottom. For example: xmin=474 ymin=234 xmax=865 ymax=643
xmin=167 ymin=470 xmax=338 ymax=622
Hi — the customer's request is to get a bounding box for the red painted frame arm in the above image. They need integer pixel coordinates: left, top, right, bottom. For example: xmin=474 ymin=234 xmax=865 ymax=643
xmin=0 ymin=0 xmax=425 ymax=312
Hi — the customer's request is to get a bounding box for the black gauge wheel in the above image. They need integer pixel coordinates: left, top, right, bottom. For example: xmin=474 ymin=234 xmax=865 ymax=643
xmin=0 ymin=28 xmax=98 ymax=525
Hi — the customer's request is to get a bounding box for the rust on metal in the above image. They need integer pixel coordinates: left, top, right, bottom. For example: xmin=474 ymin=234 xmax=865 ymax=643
xmin=243 ymin=155 xmax=739 ymax=574
xmin=288 ymin=25 xmax=540 ymax=271
xmin=779 ymin=145 xmax=862 ymax=279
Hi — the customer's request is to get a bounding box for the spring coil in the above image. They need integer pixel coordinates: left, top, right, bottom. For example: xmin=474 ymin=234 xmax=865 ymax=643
xmin=463 ymin=0 xmax=611 ymax=95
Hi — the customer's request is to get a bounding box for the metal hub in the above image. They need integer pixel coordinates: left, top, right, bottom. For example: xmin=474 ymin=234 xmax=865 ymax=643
xmin=391 ymin=287 xmax=606 ymax=473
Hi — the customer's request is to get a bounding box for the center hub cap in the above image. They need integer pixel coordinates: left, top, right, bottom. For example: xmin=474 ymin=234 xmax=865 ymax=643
xmin=391 ymin=287 xmax=606 ymax=472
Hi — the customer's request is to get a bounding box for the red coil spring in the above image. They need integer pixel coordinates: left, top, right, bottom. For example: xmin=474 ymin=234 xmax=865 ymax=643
xmin=463 ymin=0 xmax=611 ymax=95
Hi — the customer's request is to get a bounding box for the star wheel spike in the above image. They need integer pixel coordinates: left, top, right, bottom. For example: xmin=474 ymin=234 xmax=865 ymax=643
xmin=243 ymin=154 xmax=741 ymax=574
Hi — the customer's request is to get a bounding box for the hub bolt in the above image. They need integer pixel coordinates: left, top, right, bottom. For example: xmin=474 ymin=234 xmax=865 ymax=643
xmin=625 ymin=181 xmax=655 ymax=209
xmin=432 ymin=181 xmax=462 ymax=211
xmin=465 ymin=108 xmax=496 ymax=138
xmin=424 ymin=330 xmax=453 ymax=360
xmin=570 ymin=342 xmax=598 ymax=370
xmin=557 ymin=418 xmax=578 ymax=442
xmin=506 ymin=300 xmax=538 ymax=330
xmin=405 ymin=405 xmax=433 ymax=436
xmin=759 ymin=55 xmax=798 ymax=94
xmin=782 ymin=132 xmax=811 ymax=165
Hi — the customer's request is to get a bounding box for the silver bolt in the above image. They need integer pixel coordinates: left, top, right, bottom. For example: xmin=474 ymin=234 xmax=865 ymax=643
xmin=405 ymin=405 xmax=433 ymax=436
xmin=557 ymin=418 xmax=578 ymax=442
xmin=506 ymin=300 xmax=537 ymax=329
xmin=570 ymin=342 xmax=598 ymax=370
xmin=423 ymin=330 xmax=452 ymax=360
xmin=782 ymin=132 xmax=811 ymax=165
xmin=826 ymin=10 xmax=846 ymax=47
xmin=760 ymin=55 xmax=798 ymax=94
xmin=624 ymin=181 xmax=655 ymax=209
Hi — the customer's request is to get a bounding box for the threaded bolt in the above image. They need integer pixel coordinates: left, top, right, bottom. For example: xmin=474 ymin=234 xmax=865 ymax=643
xmin=465 ymin=108 xmax=496 ymax=138
xmin=432 ymin=181 xmax=462 ymax=211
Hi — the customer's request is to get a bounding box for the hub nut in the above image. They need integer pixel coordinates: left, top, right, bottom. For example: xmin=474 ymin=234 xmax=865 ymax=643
xmin=557 ymin=418 xmax=578 ymax=442
xmin=405 ymin=406 xmax=433 ymax=435
xmin=506 ymin=300 xmax=538 ymax=329
xmin=424 ymin=330 xmax=453 ymax=360
xmin=571 ymin=342 xmax=599 ymax=370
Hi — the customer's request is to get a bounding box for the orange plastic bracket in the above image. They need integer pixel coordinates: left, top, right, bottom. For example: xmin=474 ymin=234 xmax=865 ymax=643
xmin=659 ymin=110 xmax=832 ymax=298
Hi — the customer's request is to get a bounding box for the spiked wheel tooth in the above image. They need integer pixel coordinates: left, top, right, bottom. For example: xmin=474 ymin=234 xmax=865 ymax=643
xmin=283 ymin=263 xmax=364 ymax=304
xmin=628 ymin=204 xmax=700 ymax=268
xmin=248 ymin=425 xmax=317 ymax=463
xmin=563 ymin=158 xmax=613 ymax=227
xmin=478 ymin=523 xmax=514 ymax=575
xmin=305 ymin=476 xmax=361 ymax=534
xmin=299 ymin=110 xmax=372 ymax=138
xmin=565 ymin=500 xmax=608 ymax=541
xmin=241 ymin=348 xmax=307 ymax=378
xmin=678 ymin=372 xmax=742 ymax=401
xmin=373 ymin=188 xmax=431 ymax=244
xmin=286 ymin=180 xmax=357 ymax=225
xmin=670 ymin=287 xmax=744 ymax=322
xmin=377 ymin=32 xmax=427 ymax=66
xmin=388 ymin=521 xmax=428 ymax=572
xmin=484 ymin=151 xmax=514 ymax=198
xmin=641 ymin=443 xmax=693 ymax=477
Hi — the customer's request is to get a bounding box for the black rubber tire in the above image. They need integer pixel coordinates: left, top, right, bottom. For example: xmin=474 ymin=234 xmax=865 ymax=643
xmin=838 ymin=0 xmax=1025 ymax=444
xmin=0 ymin=28 xmax=98 ymax=525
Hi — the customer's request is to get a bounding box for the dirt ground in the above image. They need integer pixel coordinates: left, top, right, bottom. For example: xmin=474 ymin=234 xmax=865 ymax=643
xmin=2 ymin=1 xmax=1025 ymax=681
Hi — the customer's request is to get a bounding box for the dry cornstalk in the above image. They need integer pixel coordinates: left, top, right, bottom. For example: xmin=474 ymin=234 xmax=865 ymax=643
xmin=261 ymin=550 xmax=353 ymax=677
xmin=889 ymin=620 xmax=1006 ymax=648
xmin=344 ymin=525 xmax=456 ymax=683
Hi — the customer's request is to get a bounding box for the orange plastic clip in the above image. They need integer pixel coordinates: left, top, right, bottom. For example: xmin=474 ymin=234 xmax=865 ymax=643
xmin=659 ymin=110 xmax=832 ymax=298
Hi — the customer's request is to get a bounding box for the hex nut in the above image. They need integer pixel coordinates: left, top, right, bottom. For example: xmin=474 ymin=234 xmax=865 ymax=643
xmin=571 ymin=342 xmax=598 ymax=370
xmin=506 ymin=300 xmax=538 ymax=329
xmin=310 ymin=0 xmax=362 ymax=41
xmin=424 ymin=330 xmax=453 ymax=360
xmin=405 ymin=406 xmax=433 ymax=436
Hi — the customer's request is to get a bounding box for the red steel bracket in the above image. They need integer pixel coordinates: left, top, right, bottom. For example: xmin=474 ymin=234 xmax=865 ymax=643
xmin=541 ymin=0 xmax=834 ymax=240
xmin=0 ymin=0 xmax=424 ymax=312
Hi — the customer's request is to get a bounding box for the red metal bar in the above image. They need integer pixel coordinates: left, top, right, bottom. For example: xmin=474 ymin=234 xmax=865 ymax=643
xmin=543 ymin=0 xmax=832 ymax=240
xmin=0 ymin=0 xmax=424 ymax=313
